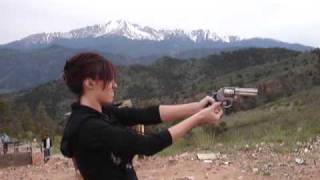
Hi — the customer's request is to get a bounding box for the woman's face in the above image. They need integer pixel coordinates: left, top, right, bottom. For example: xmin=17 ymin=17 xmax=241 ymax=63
xmin=95 ymin=79 xmax=117 ymax=105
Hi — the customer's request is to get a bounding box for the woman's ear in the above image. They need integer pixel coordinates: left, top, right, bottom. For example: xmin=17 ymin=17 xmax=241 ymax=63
xmin=83 ymin=78 xmax=95 ymax=91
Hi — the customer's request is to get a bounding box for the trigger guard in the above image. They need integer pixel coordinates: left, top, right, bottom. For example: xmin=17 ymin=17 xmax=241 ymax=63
xmin=223 ymin=100 xmax=233 ymax=108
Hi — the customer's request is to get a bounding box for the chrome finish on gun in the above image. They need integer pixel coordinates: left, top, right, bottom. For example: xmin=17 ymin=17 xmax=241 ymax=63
xmin=211 ymin=87 xmax=258 ymax=108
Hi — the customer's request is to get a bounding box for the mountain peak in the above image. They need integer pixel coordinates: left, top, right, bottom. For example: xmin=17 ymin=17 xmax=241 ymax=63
xmin=4 ymin=20 xmax=311 ymax=52
xmin=9 ymin=20 xmax=242 ymax=46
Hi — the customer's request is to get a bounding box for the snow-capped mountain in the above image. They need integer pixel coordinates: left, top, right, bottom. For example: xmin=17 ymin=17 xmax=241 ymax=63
xmin=0 ymin=20 xmax=314 ymax=93
xmin=12 ymin=20 xmax=241 ymax=46
xmin=1 ymin=19 xmax=312 ymax=58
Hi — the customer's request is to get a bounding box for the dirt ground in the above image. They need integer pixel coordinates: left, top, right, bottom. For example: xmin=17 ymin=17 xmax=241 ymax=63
xmin=0 ymin=137 xmax=319 ymax=180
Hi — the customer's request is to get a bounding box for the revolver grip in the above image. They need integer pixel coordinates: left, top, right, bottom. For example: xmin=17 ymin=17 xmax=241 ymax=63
xmin=205 ymin=94 xmax=233 ymax=108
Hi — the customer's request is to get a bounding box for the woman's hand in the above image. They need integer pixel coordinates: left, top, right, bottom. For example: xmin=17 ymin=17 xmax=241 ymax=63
xmin=196 ymin=102 xmax=223 ymax=125
xmin=198 ymin=96 xmax=216 ymax=109
xmin=168 ymin=101 xmax=224 ymax=143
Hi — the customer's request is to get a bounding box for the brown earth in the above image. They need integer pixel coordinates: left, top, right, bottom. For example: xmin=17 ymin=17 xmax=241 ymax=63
xmin=0 ymin=137 xmax=319 ymax=180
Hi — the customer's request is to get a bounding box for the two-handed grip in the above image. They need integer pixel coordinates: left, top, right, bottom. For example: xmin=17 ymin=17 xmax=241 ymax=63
xmin=205 ymin=93 xmax=233 ymax=108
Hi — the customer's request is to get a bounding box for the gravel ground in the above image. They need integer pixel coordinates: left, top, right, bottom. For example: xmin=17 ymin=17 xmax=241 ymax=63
xmin=0 ymin=136 xmax=319 ymax=180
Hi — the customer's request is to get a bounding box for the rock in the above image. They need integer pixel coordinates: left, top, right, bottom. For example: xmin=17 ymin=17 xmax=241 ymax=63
xmin=178 ymin=152 xmax=189 ymax=159
xmin=217 ymin=143 xmax=224 ymax=147
xmin=252 ymin=168 xmax=259 ymax=173
xmin=295 ymin=158 xmax=305 ymax=165
xmin=251 ymin=153 xmax=258 ymax=159
xmin=197 ymin=153 xmax=220 ymax=160
xmin=297 ymin=127 xmax=302 ymax=132
xmin=223 ymin=161 xmax=231 ymax=165
xmin=205 ymin=172 xmax=209 ymax=179
xmin=180 ymin=176 xmax=194 ymax=180
xmin=203 ymin=160 xmax=213 ymax=163
xmin=296 ymin=141 xmax=302 ymax=146
xmin=264 ymin=163 xmax=272 ymax=170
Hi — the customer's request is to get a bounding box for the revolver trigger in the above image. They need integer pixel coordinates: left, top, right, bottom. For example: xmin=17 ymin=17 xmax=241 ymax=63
xmin=223 ymin=100 xmax=233 ymax=108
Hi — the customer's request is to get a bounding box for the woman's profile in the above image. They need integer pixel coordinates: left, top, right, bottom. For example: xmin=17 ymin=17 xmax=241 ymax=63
xmin=60 ymin=52 xmax=223 ymax=180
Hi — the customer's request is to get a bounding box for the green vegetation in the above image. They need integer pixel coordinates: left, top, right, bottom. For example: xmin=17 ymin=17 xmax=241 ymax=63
xmin=160 ymin=86 xmax=320 ymax=155
xmin=0 ymin=99 xmax=58 ymax=140
xmin=1 ymin=48 xmax=319 ymax=155
xmin=216 ymin=86 xmax=320 ymax=152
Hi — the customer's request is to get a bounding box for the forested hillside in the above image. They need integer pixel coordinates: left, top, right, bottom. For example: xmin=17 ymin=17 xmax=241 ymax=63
xmin=0 ymin=48 xmax=319 ymax=143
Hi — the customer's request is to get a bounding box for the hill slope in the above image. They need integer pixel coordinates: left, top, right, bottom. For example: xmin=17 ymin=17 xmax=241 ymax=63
xmin=1 ymin=48 xmax=319 ymax=141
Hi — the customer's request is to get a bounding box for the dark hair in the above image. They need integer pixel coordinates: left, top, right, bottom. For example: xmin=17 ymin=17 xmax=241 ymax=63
xmin=63 ymin=52 xmax=116 ymax=97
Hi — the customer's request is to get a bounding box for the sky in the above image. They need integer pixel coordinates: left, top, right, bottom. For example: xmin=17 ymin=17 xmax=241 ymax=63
xmin=0 ymin=0 xmax=319 ymax=47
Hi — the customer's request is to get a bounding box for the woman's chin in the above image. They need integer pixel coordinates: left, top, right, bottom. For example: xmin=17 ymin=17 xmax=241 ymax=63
xmin=105 ymin=98 xmax=114 ymax=104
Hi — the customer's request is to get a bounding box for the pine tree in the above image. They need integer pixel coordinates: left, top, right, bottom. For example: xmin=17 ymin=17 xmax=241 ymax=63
xmin=34 ymin=101 xmax=56 ymax=137
xmin=0 ymin=98 xmax=13 ymax=134
xmin=19 ymin=103 xmax=35 ymax=133
xmin=0 ymin=98 xmax=7 ymax=132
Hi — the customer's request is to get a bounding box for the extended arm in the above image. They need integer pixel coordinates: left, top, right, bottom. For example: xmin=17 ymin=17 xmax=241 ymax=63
xmin=159 ymin=102 xmax=201 ymax=122
xmin=102 ymin=96 xmax=215 ymax=126
xmin=102 ymin=105 xmax=162 ymax=126
xmin=81 ymin=102 xmax=223 ymax=155
xmin=159 ymin=96 xmax=216 ymax=123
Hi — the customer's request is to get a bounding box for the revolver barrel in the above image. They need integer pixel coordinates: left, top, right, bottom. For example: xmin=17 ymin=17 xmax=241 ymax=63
xmin=234 ymin=87 xmax=258 ymax=96
xmin=222 ymin=87 xmax=258 ymax=97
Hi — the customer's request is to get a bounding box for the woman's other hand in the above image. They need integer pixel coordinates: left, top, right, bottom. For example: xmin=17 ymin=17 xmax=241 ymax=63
xmin=198 ymin=96 xmax=216 ymax=109
xmin=196 ymin=102 xmax=223 ymax=125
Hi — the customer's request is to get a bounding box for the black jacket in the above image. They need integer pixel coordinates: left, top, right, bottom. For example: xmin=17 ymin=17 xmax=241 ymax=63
xmin=60 ymin=103 xmax=172 ymax=180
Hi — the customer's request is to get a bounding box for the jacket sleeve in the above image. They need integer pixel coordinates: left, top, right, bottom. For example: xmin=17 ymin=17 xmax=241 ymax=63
xmin=78 ymin=119 xmax=172 ymax=156
xmin=102 ymin=105 xmax=162 ymax=126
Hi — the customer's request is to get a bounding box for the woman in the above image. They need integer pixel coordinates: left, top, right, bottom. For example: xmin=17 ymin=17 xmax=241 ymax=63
xmin=60 ymin=52 xmax=223 ymax=180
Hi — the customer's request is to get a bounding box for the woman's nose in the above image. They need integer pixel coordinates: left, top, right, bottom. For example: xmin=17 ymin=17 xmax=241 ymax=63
xmin=113 ymin=82 xmax=118 ymax=89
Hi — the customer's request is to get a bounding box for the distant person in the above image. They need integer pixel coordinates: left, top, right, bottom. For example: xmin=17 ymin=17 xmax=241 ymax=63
xmin=42 ymin=136 xmax=52 ymax=162
xmin=1 ymin=133 xmax=10 ymax=154
xmin=3 ymin=142 xmax=8 ymax=154
xmin=60 ymin=52 xmax=223 ymax=180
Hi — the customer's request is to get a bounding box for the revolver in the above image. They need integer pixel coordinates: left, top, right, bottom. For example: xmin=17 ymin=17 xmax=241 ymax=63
xmin=207 ymin=87 xmax=258 ymax=108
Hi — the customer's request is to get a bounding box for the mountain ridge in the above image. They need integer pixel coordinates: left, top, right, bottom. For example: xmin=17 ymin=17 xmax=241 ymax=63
xmin=1 ymin=20 xmax=313 ymax=53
